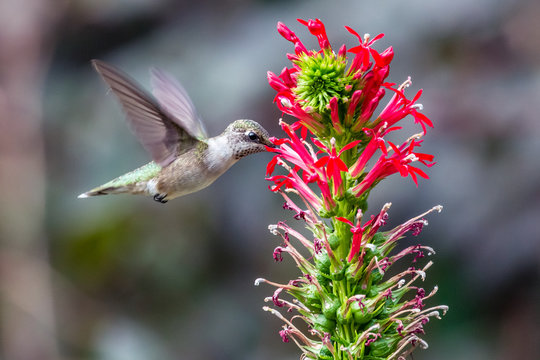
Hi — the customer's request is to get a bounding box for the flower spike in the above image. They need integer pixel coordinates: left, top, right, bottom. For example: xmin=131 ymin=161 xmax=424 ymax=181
xmin=260 ymin=18 xmax=445 ymax=360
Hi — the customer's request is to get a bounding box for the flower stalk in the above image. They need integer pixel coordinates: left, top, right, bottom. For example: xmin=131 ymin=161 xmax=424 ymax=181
xmin=259 ymin=19 xmax=447 ymax=359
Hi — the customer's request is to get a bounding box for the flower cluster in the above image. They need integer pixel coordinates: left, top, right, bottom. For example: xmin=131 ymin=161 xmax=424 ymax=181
xmin=258 ymin=19 xmax=447 ymax=360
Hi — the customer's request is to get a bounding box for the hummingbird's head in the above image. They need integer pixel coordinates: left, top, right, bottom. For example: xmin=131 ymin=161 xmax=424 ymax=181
xmin=226 ymin=119 xmax=275 ymax=159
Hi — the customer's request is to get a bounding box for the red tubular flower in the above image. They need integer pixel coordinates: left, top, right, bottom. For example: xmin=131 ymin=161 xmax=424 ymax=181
xmin=313 ymin=138 xmax=360 ymax=197
xmin=268 ymin=170 xmax=324 ymax=211
xmin=349 ymin=126 xmax=399 ymax=178
xmin=267 ymin=70 xmax=290 ymax=93
xmin=350 ymin=68 xmax=390 ymax=131
xmin=328 ymin=97 xmax=343 ymax=134
xmin=370 ymin=46 xmax=394 ymax=67
xmin=335 ymin=204 xmax=390 ymax=263
xmin=356 ymin=88 xmax=386 ymax=129
xmin=277 ymin=21 xmax=308 ymax=55
xmin=269 ymin=69 xmax=326 ymax=134
xmin=345 ymin=28 xmax=385 ymax=74
xmin=336 ymin=213 xmax=366 ymax=262
xmin=352 ymin=137 xmax=435 ymax=197
xmin=270 ymin=121 xmax=322 ymax=176
xmin=374 ymin=84 xmax=433 ymax=135
xmin=297 ymin=18 xmax=331 ymax=50
xmin=266 ymin=121 xmax=339 ymax=211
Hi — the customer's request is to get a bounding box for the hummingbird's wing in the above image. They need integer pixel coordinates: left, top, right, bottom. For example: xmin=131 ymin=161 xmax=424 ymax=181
xmin=150 ymin=68 xmax=208 ymax=141
xmin=92 ymin=60 xmax=198 ymax=168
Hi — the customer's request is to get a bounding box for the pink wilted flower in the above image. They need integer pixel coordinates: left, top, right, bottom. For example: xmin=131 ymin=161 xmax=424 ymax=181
xmin=258 ymin=19 xmax=446 ymax=360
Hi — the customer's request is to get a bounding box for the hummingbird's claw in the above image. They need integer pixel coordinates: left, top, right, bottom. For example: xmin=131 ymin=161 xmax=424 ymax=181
xmin=153 ymin=193 xmax=168 ymax=204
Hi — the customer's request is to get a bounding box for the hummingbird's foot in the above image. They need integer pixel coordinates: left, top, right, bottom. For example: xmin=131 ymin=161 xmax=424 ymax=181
xmin=153 ymin=193 xmax=168 ymax=204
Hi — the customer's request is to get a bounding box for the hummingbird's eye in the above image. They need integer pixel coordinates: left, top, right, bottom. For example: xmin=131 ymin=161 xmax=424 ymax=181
xmin=248 ymin=131 xmax=259 ymax=142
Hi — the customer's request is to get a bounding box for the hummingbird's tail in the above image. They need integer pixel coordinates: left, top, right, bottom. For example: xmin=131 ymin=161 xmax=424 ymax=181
xmin=78 ymin=185 xmax=137 ymax=198
xmin=78 ymin=162 xmax=161 ymax=200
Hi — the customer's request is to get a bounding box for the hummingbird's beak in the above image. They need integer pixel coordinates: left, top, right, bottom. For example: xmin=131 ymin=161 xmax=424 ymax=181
xmin=265 ymin=139 xmax=279 ymax=150
xmin=265 ymin=144 xmax=279 ymax=154
xmin=263 ymin=137 xmax=279 ymax=150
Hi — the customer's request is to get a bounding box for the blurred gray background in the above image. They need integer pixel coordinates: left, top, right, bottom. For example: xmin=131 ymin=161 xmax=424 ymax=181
xmin=0 ymin=0 xmax=538 ymax=359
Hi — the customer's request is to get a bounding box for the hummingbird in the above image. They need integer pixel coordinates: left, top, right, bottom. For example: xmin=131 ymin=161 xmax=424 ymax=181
xmin=78 ymin=60 xmax=275 ymax=203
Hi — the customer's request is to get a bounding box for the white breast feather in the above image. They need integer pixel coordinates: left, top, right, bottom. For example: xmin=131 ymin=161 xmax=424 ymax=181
xmin=205 ymin=136 xmax=236 ymax=173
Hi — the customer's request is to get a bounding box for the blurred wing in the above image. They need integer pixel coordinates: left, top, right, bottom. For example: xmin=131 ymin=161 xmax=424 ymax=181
xmin=150 ymin=68 xmax=208 ymax=140
xmin=92 ymin=60 xmax=197 ymax=167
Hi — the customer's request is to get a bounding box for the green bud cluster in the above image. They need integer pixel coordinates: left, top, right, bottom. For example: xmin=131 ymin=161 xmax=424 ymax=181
xmin=293 ymin=51 xmax=356 ymax=114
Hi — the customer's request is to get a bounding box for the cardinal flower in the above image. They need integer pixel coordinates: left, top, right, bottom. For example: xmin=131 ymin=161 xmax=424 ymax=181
xmin=259 ymin=19 xmax=446 ymax=360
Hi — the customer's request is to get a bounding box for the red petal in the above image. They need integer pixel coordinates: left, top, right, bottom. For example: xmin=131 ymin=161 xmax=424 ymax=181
xmin=340 ymin=139 xmax=362 ymax=154
xmin=347 ymin=233 xmax=363 ymax=262
xmin=338 ymin=44 xmax=347 ymax=57
xmin=326 ymin=161 xmax=336 ymax=179
xmin=345 ymin=25 xmax=361 ymax=41
xmin=366 ymin=33 xmax=385 ymax=46
xmin=300 ymin=125 xmax=308 ymax=140
xmin=408 ymin=168 xmax=419 ymax=186
xmin=314 ymin=156 xmax=329 ymax=168
xmin=388 ymin=141 xmax=400 ymax=154
xmin=277 ymin=22 xmax=297 ymax=42
xmin=312 ymin=138 xmax=328 ymax=152
xmin=395 ymin=160 xmax=408 ymax=177
xmin=347 ymin=45 xmax=365 ymax=54
xmin=266 ymin=156 xmax=278 ymax=176
xmin=411 ymin=88 xmax=423 ymax=103
xmin=335 ymin=158 xmax=349 ymax=172
xmin=410 ymin=166 xmax=429 ymax=179
xmin=335 ymin=217 xmax=354 ymax=226
xmin=415 ymin=152 xmax=435 ymax=163
xmin=412 ymin=109 xmax=434 ymax=128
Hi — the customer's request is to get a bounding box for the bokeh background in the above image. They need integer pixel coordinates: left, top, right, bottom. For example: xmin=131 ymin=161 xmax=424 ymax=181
xmin=1 ymin=0 xmax=539 ymax=359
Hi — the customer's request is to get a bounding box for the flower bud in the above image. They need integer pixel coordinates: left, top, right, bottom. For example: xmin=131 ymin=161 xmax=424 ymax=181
xmin=318 ymin=346 xmax=333 ymax=360
xmin=367 ymin=334 xmax=400 ymax=357
xmin=313 ymin=314 xmax=336 ymax=333
xmin=315 ymin=251 xmax=331 ymax=275
xmin=322 ymin=296 xmax=340 ymax=320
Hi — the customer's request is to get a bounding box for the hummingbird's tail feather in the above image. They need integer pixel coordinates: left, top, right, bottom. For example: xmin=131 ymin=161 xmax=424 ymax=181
xmin=77 ymin=162 xmax=161 ymax=200
xmin=77 ymin=184 xmax=142 ymax=198
xmin=77 ymin=184 xmax=144 ymax=199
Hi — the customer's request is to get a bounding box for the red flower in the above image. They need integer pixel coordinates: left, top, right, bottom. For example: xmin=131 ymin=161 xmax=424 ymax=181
xmin=329 ymin=97 xmax=344 ymax=134
xmin=352 ymin=136 xmax=435 ymax=197
xmin=267 ymin=121 xmax=337 ymax=211
xmin=313 ymin=138 xmax=361 ymax=197
xmin=349 ymin=126 xmax=399 ymax=178
xmin=268 ymin=171 xmax=324 ymax=212
xmin=267 ymin=122 xmax=322 ymax=177
xmin=297 ymin=18 xmax=331 ymax=50
xmin=373 ymin=83 xmax=434 ymax=135
xmin=277 ymin=21 xmax=308 ymax=56
xmin=336 ymin=214 xmax=366 ymax=262
xmin=345 ymin=27 xmax=386 ymax=73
